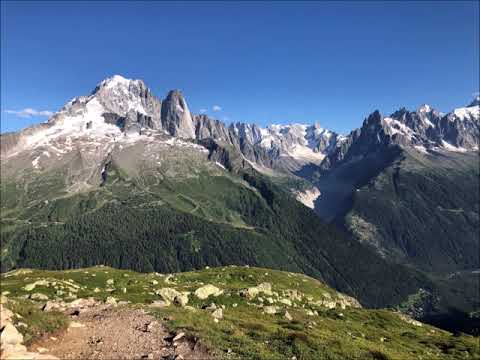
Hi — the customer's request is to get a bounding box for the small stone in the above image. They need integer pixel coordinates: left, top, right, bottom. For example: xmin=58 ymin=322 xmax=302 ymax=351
xmin=263 ymin=306 xmax=278 ymax=314
xmin=284 ymin=310 xmax=293 ymax=321
xmin=1 ymin=323 xmax=24 ymax=345
xmin=211 ymin=308 xmax=223 ymax=320
xmin=30 ymin=293 xmax=49 ymax=301
xmin=106 ymin=279 xmax=114 ymax=285
xmin=156 ymin=288 xmax=182 ymax=302
xmin=204 ymin=303 xmax=217 ymax=311
xmin=69 ymin=321 xmax=85 ymax=328
xmin=105 ymin=297 xmax=117 ymax=306
xmin=279 ymin=299 xmax=292 ymax=307
xmin=24 ymin=284 xmax=36 ymax=292
xmin=37 ymin=347 xmax=49 ymax=353
xmin=194 ymin=285 xmax=223 ymax=300
xmin=93 ymin=288 xmax=101 ymax=293
xmin=173 ymin=332 xmax=185 ymax=342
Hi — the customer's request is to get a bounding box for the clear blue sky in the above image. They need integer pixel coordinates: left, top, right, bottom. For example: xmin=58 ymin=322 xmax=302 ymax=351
xmin=1 ymin=1 xmax=478 ymax=134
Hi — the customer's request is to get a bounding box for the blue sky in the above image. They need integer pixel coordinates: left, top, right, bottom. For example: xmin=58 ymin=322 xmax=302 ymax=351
xmin=1 ymin=1 xmax=478 ymax=134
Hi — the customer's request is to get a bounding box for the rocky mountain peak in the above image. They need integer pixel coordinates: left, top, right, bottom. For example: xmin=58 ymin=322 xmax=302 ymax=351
xmin=362 ymin=110 xmax=383 ymax=130
xmin=160 ymin=89 xmax=195 ymax=139
xmin=95 ymin=74 xmax=137 ymax=89
xmin=418 ymin=104 xmax=432 ymax=113
xmin=92 ymin=75 xmax=150 ymax=100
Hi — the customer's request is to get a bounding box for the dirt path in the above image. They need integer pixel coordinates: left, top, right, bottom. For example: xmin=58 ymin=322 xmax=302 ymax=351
xmin=29 ymin=305 xmax=211 ymax=360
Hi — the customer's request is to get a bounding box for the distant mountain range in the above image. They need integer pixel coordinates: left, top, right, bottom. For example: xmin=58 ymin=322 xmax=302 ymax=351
xmin=1 ymin=75 xmax=478 ymax=333
xmin=4 ymin=75 xmax=477 ymax=168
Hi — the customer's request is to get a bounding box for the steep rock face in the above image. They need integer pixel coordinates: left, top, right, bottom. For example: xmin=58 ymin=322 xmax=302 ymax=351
xmin=192 ymin=117 xmax=340 ymax=171
xmin=161 ymin=90 xmax=195 ymax=139
xmin=221 ymin=122 xmax=343 ymax=172
xmin=91 ymin=75 xmax=162 ymax=132
xmin=437 ymin=107 xmax=479 ymax=149
xmin=231 ymin=122 xmax=263 ymax=145
xmin=194 ymin=114 xmax=230 ymax=142
xmin=319 ymin=111 xmax=386 ymax=170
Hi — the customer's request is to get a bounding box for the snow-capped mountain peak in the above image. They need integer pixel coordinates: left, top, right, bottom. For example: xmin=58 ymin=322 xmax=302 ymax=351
xmin=418 ymin=104 xmax=432 ymax=113
xmin=97 ymin=74 xmax=134 ymax=89
xmin=452 ymin=100 xmax=479 ymax=121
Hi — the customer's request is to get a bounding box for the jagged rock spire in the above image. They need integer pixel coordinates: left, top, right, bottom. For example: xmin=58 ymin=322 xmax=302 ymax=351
xmin=161 ymin=90 xmax=195 ymax=139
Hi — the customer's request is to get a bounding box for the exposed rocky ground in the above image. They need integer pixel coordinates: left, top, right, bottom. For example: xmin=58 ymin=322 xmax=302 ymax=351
xmin=1 ymin=266 xmax=478 ymax=360
xmin=30 ymin=305 xmax=210 ymax=360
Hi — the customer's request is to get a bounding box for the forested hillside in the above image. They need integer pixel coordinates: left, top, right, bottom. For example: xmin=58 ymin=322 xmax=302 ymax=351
xmin=1 ymin=166 xmax=428 ymax=309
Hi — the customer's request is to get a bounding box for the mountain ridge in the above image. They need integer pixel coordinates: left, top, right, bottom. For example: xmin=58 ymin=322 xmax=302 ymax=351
xmin=3 ymin=74 xmax=478 ymax=169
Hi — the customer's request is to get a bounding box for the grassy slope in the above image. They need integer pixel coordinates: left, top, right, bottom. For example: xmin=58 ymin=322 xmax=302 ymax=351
xmin=1 ymin=266 xmax=478 ymax=360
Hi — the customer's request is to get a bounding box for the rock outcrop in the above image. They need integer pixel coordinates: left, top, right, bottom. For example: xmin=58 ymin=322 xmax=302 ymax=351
xmin=194 ymin=285 xmax=223 ymax=300
xmin=161 ymin=90 xmax=195 ymax=139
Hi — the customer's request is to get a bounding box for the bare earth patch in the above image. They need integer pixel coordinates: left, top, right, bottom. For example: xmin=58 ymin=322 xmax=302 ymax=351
xmin=29 ymin=305 xmax=211 ymax=360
